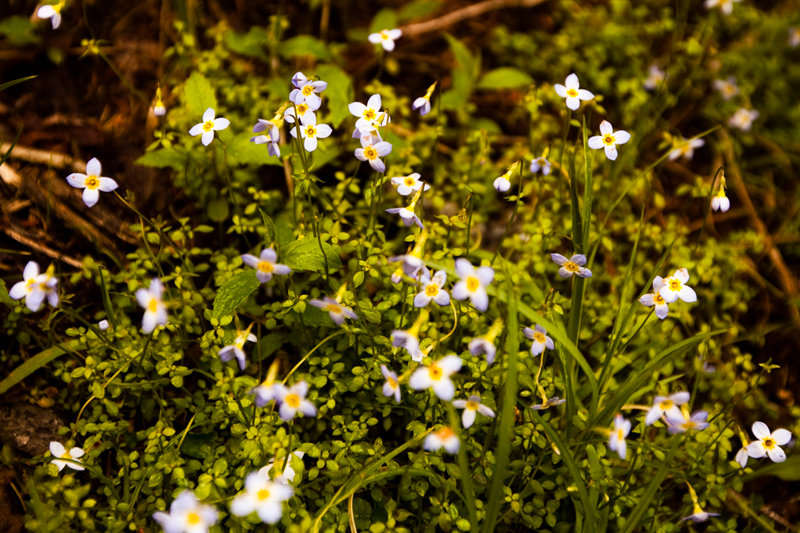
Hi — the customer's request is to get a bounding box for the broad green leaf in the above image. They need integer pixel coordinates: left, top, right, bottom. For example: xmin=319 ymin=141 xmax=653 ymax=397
xmin=398 ymin=0 xmax=441 ymax=22
xmin=316 ymin=65 xmax=353 ymax=128
xmin=275 ymin=221 xmax=294 ymax=248
xmin=0 ymin=340 xmax=86 ymax=396
xmin=0 ymin=17 xmax=40 ymax=46
xmin=185 ymin=71 xmax=217 ymax=116
xmin=181 ymin=432 xmax=218 ymax=459
xmin=279 ymin=36 xmax=331 ymax=60
xmin=476 ymin=68 xmax=533 ymax=90
xmin=302 ymin=304 xmax=335 ymax=327
xmin=207 ymin=198 xmax=229 ymax=223
xmin=259 ymin=209 xmax=277 ymax=245
xmin=226 ymin=131 xmax=283 ymax=166
xmin=256 ymin=332 xmax=287 ymax=361
xmin=225 ymin=26 xmax=268 ymax=59
xmin=282 ymin=238 xmax=343 ymax=272
xmin=212 ymin=270 xmax=260 ymax=319
xmin=135 ymin=148 xmax=188 ymax=170
xmin=369 ymin=9 xmax=398 ymax=34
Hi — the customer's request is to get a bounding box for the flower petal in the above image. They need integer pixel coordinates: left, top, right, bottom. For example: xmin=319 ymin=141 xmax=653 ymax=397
xmin=97 ymin=177 xmax=118 ymax=192
xmin=203 ymin=108 xmax=216 ymax=122
xmin=86 ymin=158 xmax=102 ymax=176
xmin=772 ymin=429 xmax=792 ymax=446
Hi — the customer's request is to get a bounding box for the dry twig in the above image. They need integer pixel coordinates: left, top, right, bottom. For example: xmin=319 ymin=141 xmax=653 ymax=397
xmin=399 ymin=0 xmax=549 ymax=37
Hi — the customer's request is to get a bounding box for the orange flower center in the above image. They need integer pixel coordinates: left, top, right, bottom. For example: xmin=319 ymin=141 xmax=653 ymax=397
xmin=363 ymin=146 xmax=378 ymax=160
xmin=258 ymin=261 xmax=274 ymax=273
xmin=425 ymin=284 xmax=439 ymax=296
xmin=565 ymin=262 xmax=580 ymax=272
xmin=429 ymin=364 xmax=443 ymax=381
xmin=603 ymin=134 xmax=615 ymax=146
xmin=466 ymin=277 xmax=480 ymax=291
xmin=466 ymin=401 xmax=478 ymax=410
xmin=285 ymin=393 xmax=300 ymax=408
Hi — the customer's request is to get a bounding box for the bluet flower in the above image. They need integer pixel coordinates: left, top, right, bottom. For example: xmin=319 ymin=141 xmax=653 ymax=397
xmin=728 ymin=108 xmax=759 ymax=131
xmin=412 ymin=82 xmax=437 ymax=116
xmin=189 ymin=108 xmax=230 ymax=146
xmin=391 ymin=173 xmax=430 ymax=196
xmin=219 ymin=325 xmax=257 ymax=371
xmin=529 ymin=152 xmax=551 ymax=175
xmin=588 ymin=120 xmax=631 ymax=161
xmin=452 ymin=395 xmax=495 ymax=428
xmin=241 ymin=248 xmax=291 ymax=283
xmin=665 ymin=410 xmax=709 ymax=434
xmin=392 ymin=310 xmax=428 ymax=361
xmin=554 ymin=73 xmax=594 ymax=111
xmin=230 ymin=469 xmax=293 ymax=524
xmin=290 ymin=113 xmax=332 ymax=152
xmin=259 ymin=451 xmax=305 ymax=485
xmin=153 ymin=490 xmax=218 ymax=533
xmin=645 ymin=392 xmax=689 ymax=425
xmin=309 ymin=296 xmax=358 ymax=326
xmin=551 ymin=253 xmax=592 ymax=278
xmin=643 ymin=64 xmax=665 ymax=90
xmin=530 ymin=396 xmax=566 ymax=410
xmin=9 ymin=261 xmax=56 ymax=312
xmin=409 ymin=354 xmax=462 ymax=401
xmin=290 ymin=77 xmax=327 ymax=110
xmin=349 ymin=94 xmax=389 ymax=131
xmin=523 ymin=324 xmax=554 ymax=356
xmin=251 ymin=119 xmax=282 ymax=158
xmin=680 ymin=483 xmax=720 ymax=523
xmin=452 ymin=259 xmax=494 ymax=312
xmin=747 ymin=421 xmax=792 ymax=463
xmin=469 ymin=318 xmax=503 ymax=364
xmin=37 ymin=2 xmax=64 ymax=29
xmin=49 ymin=442 xmax=84 ymax=471
xmin=66 ymin=157 xmax=118 ymax=208
xmin=381 ymin=365 xmax=401 ymax=403
xmin=712 ymin=76 xmax=739 ymax=100
xmin=704 ymin=0 xmax=740 ymax=15
xmin=639 ymin=277 xmax=670 ymax=319
xmin=273 ymin=381 xmax=317 ymax=421
xmin=658 ymin=268 xmax=696 ymax=304
xmin=136 ymin=278 xmax=168 ymax=334
xmin=369 ymin=29 xmax=402 ymax=52
xmin=608 ymin=414 xmax=631 ymax=460
xmin=424 ymin=427 xmax=459 ymax=453
xmin=414 ymin=270 xmax=449 ymax=308
xmin=494 ymin=161 xmax=519 ymax=192
xmin=355 ymin=135 xmax=392 ymax=173
xmin=668 ymin=137 xmax=705 ymax=161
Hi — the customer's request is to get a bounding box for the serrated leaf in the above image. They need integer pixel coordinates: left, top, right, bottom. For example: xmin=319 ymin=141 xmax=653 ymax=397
xmin=279 ymin=35 xmax=331 ymax=60
xmin=213 ymin=270 xmax=260 ymax=319
xmin=316 ymin=65 xmax=353 ymax=129
xmin=134 ymin=148 xmax=188 ymax=170
xmin=477 ymin=67 xmax=533 ymax=90
xmin=226 ymin=131 xmax=283 ymax=166
xmin=185 ymin=71 xmax=218 ymax=116
xmin=282 ymin=238 xmax=342 ymax=272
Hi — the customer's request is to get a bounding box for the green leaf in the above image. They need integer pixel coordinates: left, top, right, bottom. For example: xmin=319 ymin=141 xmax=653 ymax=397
xmin=275 ymin=221 xmax=294 ymax=248
xmin=257 ymin=332 xmax=287 ymax=361
xmin=212 ymin=270 xmax=260 ymax=319
xmin=259 ymin=209 xmax=277 ymax=245
xmin=0 ymin=17 xmax=40 ymax=46
xmin=225 ymin=26 xmax=268 ymax=59
xmin=398 ymin=1 xmax=441 ymax=22
xmin=207 ymin=199 xmax=229 ymax=223
xmin=226 ymin=131 xmax=283 ymax=166
xmin=181 ymin=432 xmax=218 ymax=460
xmin=441 ymin=34 xmax=476 ymax=109
xmin=279 ymin=36 xmax=331 ymax=60
xmin=476 ymin=68 xmax=533 ymax=90
xmin=135 ymin=148 xmax=187 ymax=170
xmin=317 ymin=65 xmax=353 ymax=129
xmin=0 ymin=341 xmax=86 ymax=396
xmin=369 ymin=9 xmax=398 ymax=34
xmin=302 ymin=304 xmax=335 ymax=327
xmin=0 ymin=279 xmax=14 ymax=307
xmin=185 ymin=71 xmax=217 ymax=116
xmin=0 ymin=74 xmax=37 ymax=91
xmin=282 ymin=238 xmax=342 ymax=272
xmin=620 ymin=438 xmax=679 ymax=533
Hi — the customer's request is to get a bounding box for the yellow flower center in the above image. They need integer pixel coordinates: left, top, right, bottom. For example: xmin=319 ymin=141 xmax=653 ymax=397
xmin=380 ymin=30 xmax=391 ymax=40
xmin=682 ymin=421 xmax=696 ymax=430
xmin=202 ymin=120 xmax=215 ymax=132
xmin=257 ymin=489 xmax=270 ymax=500
xmin=387 ymin=376 xmax=397 ymax=388
xmin=304 ymin=125 xmax=317 ymax=137
xmin=302 ymin=85 xmax=315 ymax=96
xmin=668 ymin=279 xmax=682 ymax=291
xmin=147 ymin=299 xmax=158 ymax=313
xmin=617 ymin=429 xmax=624 ymax=440
xmin=258 ymin=261 xmax=274 ymax=273
xmin=429 ymin=364 xmax=443 ymax=381
xmin=762 ymin=437 xmax=776 ymax=450
xmin=85 ymin=175 xmax=99 ymax=189
xmin=466 ymin=401 xmax=478 ymax=411
xmin=297 ymin=103 xmax=309 ymax=115
xmin=565 ymin=262 xmax=580 ymax=273
xmin=466 ymin=276 xmax=480 ymax=291
xmin=566 ymin=88 xmax=579 ymax=98
xmin=363 ymin=109 xmax=376 ymax=121
xmin=437 ymin=427 xmax=454 ymax=439
xmin=61 ymin=450 xmax=72 ymax=460
xmin=39 ymin=282 xmax=49 ymax=291
xmin=404 ymin=177 xmax=416 ymax=187
xmin=187 ymin=513 xmax=201 ymax=525
xmin=363 ymin=146 xmax=378 ymax=160
xmin=533 ymin=332 xmax=546 ymax=343
xmin=654 ymin=293 xmax=666 ymax=304
xmin=425 ymin=284 xmax=439 ymax=297
xmin=603 ymin=134 xmax=616 ymax=146
xmin=26 ymin=278 xmax=36 ymax=288
xmin=326 ymin=304 xmax=342 ymax=314
xmin=285 ymin=393 xmax=300 ymax=408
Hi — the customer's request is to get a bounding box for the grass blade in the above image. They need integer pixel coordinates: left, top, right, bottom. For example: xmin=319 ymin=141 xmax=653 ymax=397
xmin=0 ymin=340 xmax=86 ymax=396
xmin=620 ymin=437 xmax=680 ymax=533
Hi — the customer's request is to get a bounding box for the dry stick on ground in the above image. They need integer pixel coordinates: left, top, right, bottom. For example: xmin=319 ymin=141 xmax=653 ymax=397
xmin=718 ymin=129 xmax=799 ymax=319
xmin=0 ymin=143 xmax=86 ymax=173
xmin=398 ymin=0 xmax=549 ymax=37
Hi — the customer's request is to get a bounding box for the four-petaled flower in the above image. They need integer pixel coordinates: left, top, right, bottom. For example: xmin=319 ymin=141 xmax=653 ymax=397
xmin=423 ymin=427 xmax=459 ymax=453
xmin=219 ymin=327 xmax=257 ymax=371
xmin=284 ymin=102 xmax=315 ymax=126
xmin=136 ymin=278 xmax=168 ymax=334
xmin=391 ymin=173 xmax=430 ymax=196
xmin=645 ymin=391 xmax=690 ymax=425
xmin=665 ymin=410 xmax=709 ymax=434
xmin=658 ymin=268 xmax=697 ymax=304
xmin=381 ymin=365 xmax=402 ymax=403
xmin=414 ymin=270 xmax=450 ymax=308
xmin=409 ymin=354 xmax=462 ymax=401
xmin=355 ymin=135 xmax=393 ymax=173
xmin=386 ymin=207 xmax=424 ymax=229
xmin=290 ymin=77 xmax=327 ymax=110
xmin=290 ymin=113 xmax=333 ymax=152
xmin=153 ymin=490 xmax=218 ymax=533
xmin=452 ymin=259 xmax=494 ymax=312
xmin=37 ymin=2 xmax=64 ymax=29
xmin=668 ymin=137 xmax=705 ymax=161
xmin=609 ymin=414 xmax=631 ymax=460
xmin=588 ymin=120 xmax=631 ymax=161
xmin=230 ymin=469 xmax=294 ymax=524
xmin=530 ymin=396 xmax=566 ymax=410
xmin=310 ymin=297 xmax=358 ymax=326
xmin=273 ymin=381 xmax=317 ymax=421
xmin=712 ymin=76 xmax=739 ymax=100
xmin=259 ymin=451 xmax=305 ymax=485
xmin=639 ymin=277 xmax=671 ymax=319
xmin=452 ymin=395 xmax=495 ymax=429
xmin=251 ymin=119 xmax=281 ymax=158
xmin=704 ymin=0 xmax=741 ymax=15
xmin=530 ymin=156 xmax=552 ymax=176
xmin=468 ymin=337 xmax=496 ymax=365
xmin=66 ymin=157 xmax=118 ymax=207
xmin=551 ymin=253 xmax=592 ymax=278
xmin=554 ymin=73 xmax=594 ymax=111
xmin=241 ymin=248 xmax=292 ymax=284
xmin=189 ymin=108 xmax=230 ymax=146
xmin=392 ymin=329 xmax=424 ymax=362
xmin=369 ymin=29 xmax=402 ymax=52
xmin=349 ymin=94 xmax=389 ymax=131
xmin=747 ymin=421 xmax=792 ymax=463
xmin=728 ymin=108 xmax=759 ymax=131
xmin=523 ymin=325 xmax=555 ymax=356
xmin=9 ymin=261 xmax=58 ymax=312
xmin=49 ymin=441 xmax=85 ymax=471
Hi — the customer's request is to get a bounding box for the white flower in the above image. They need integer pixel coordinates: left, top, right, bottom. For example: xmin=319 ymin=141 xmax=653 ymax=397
xmin=368 ymin=29 xmax=402 ymax=52
xmin=98 ymin=320 xmax=109 ymax=330
xmin=554 ymin=73 xmax=594 ymax=111
xmin=154 ymin=102 xmax=166 ymax=117
xmin=392 ymin=329 xmax=424 ymax=362
xmin=639 ymin=277 xmax=670 ymax=319
xmin=389 ymin=254 xmax=425 ymax=279
xmin=658 ymin=268 xmax=697 ymax=304
xmin=291 ymin=72 xmax=309 ymax=89
xmin=9 ymin=261 xmax=57 ymax=312
xmin=588 ymin=120 xmax=631 ymax=161
xmin=251 ymin=119 xmax=281 ymax=158
xmin=251 ymin=382 xmax=276 ymax=408
xmin=259 ymin=451 xmax=305 ymax=485
xmin=747 ymin=422 xmax=792 ymax=463
xmin=530 ymin=396 xmax=566 ymax=410
xmin=711 ymin=188 xmax=730 ymax=212
xmin=423 ymin=427 xmax=459 ymax=453
xmin=680 ymin=508 xmax=721 ymax=523
xmin=309 ymin=297 xmax=358 ymax=326
xmin=494 ymin=176 xmax=510 ymax=192
xmin=414 ymin=270 xmax=450 ymax=308
xmin=608 ymin=414 xmax=631 ymax=460
xmin=290 ymin=77 xmax=327 ymax=110
xmin=645 ymin=392 xmax=689 ymax=425
xmin=284 ymin=102 xmax=315 ymax=125
xmin=135 ymin=278 xmax=168 ymax=334
xmin=668 ymin=137 xmax=705 ymax=161
xmin=273 ymin=381 xmax=317 ymax=422
xmin=735 ymin=446 xmax=749 ymax=469
xmin=643 ymin=64 xmax=665 ymax=90
xmin=66 ymin=157 xmax=118 ymax=208
xmin=790 ymin=28 xmax=800 ymax=48
xmin=49 ymin=442 xmax=84 ymax=471
xmin=729 ymin=108 xmax=759 ymax=131
xmin=241 ymin=248 xmax=292 ymax=283
xmin=37 ymin=3 xmax=64 ymax=29
xmin=230 ymin=469 xmax=293 ymax=524
xmin=451 ymin=259 xmax=494 ymax=312
xmin=219 ymin=328 xmax=257 ymax=371
xmin=385 ymin=207 xmax=424 ymax=229
xmin=412 ymin=81 xmax=437 ymax=116
xmin=551 ymin=253 xmax=592 ymax=278
xmin=189 ymin=108 xmax=230 ymax=146
xmin=409 ymin=354 xmax=462 ymax=401
xmin=530 ymin=156 xmax=551 ymax=176
xmin=290 ymin=113 xmax=332 ymax=152
xmin=381 ymin=365 xmax=401 ymax=403
xmin=704 ymin=0 xmax=741 ymax=15
xmin=452 ymin=395 xmax=495 ymax=428
xmin=522 ymin=325 xmax=555 ymax=356
xmin=349 ymin=94 xmax=389 ymax=131
xmin=712 ymin=76 xmax=739 ymax=100
xmin=391 ymin=173 xmax=430 ymax=196
xmin=355 ymin=135 xmax=392 ymax=173
xmin=468 ymin=338 xmax=496 ymax=365
xmin=665 ymin=410 xmax=709 ymax=434
xmin=153 ymin=490 xmax=218 ymax=533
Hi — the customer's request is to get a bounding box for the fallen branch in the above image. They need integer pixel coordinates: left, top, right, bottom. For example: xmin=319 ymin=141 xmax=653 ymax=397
xmin=399 ymin=0 xmax=548 ymax=37
xmin=0 ymin=142 xmax=86 ymax=173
